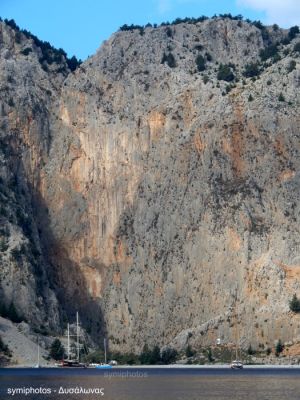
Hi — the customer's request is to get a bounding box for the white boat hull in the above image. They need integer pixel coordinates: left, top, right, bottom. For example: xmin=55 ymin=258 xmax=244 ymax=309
xmin=230 ymin=360 xmax=243 ymax=369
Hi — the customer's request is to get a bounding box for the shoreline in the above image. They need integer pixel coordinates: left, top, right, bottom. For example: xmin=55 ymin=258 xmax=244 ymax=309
xmin=2 ymin=364 xmax=300 ymax=369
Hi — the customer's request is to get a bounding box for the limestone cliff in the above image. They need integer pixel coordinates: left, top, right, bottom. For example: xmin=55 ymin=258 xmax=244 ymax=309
xmin=1 ymin=16 xmax=300 ymax=353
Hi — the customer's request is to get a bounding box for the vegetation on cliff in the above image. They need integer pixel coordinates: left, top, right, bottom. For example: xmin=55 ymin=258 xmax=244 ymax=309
xmin=0 ymin=13 xmax=300 ymax=357
xmin=49 ymin=339 xmax=65 ymax=360
xmin=0 ymin=335 xmax=11 ymax=365
xmin=289 ymin=294 xmax=300 ymax=313
xmin=0 ymin=302 xmax=23 ymax=323
xmin=119 ymin=14 xmax=299 ymax=49
xmin=1 ymin=17 xmax=82 ymax=71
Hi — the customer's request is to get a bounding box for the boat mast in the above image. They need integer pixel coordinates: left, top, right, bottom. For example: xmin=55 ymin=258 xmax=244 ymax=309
xmin=104 ymin=338 xmax=107 ymax=364
xmin=37 ymin=337 xmax=40 ymax=367
xmin=76 ymin=312 xmax=80 ymax=363
xmin=67 ymin=323 xmax=70 ymax=360
xmin=234 ymin=288 xmax=239 ymax=360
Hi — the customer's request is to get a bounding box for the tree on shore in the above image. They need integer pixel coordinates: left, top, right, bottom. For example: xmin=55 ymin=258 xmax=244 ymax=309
xmin=139 ymin=344 xmax=161 ymax=364
xmin=161 ymin=347 xmax=178 ymax=364
xmin=275 ymin=339 xmax=284 ymax=357
xmin=49 ymin=339 xmax=65 ymax=360
xmin=186 ymin=345 xmax=195 ymax=358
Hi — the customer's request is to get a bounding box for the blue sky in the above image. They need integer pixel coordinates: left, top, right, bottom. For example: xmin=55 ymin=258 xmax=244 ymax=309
xmin=0 ymin=0 xmax=299 ymax=60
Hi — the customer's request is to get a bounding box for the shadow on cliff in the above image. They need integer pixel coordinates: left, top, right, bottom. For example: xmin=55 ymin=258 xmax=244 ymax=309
xmin=31 ymin=187 xmax=107 ymax=342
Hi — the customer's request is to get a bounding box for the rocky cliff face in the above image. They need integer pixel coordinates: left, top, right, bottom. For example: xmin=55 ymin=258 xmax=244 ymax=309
xmin=0 ymin=21 xmax=65 ymax=331
xmin=1 ymin=17 xmax=300 ymax=352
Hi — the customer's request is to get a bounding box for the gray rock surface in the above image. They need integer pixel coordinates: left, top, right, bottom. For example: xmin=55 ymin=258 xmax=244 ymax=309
xmin=0 ymin=317 xmax=51 ymax=366
xmin=1 ymin=17 xmax=300 ymax=356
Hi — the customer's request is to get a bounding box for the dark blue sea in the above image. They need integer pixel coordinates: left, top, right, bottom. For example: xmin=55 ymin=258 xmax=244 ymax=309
xmin=1 ymin=367 xmax=300 ymax=399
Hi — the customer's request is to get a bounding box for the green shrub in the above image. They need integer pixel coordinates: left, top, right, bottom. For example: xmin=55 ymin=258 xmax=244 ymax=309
xmin=67 ymin=55 xmax=82 ymax=72
xmin=84 ymin=349 xmax=104 ymax=363
xmin=15 ymin=31 xmax=22 ymax=44
xmin=139 ymin=345 xmax=152 ymax=364
xmin=0 ymin=302 xmax=7 ymax=318
xmin=185 ymin=345 xmax=195 ymax=358
xmin=218 ymin=13 xmax=243 ymax=21
xmin=21 ymin=47 xmax=32 ymax=56
xmin=207 ymin=348 xmax=214 ymax=362
xmin=252 ymin=21 xmax=269 ymax=41
xmin=248 ymin=94 xmax=254 ymax=101
xmin=282 ymin=36 xmax=291 ymax=45
xmin=247 ymin=344 xmax=255 ymax=355
xmin=196 ymin=54 xmax=206 ymax=71
xmin=161 ymin=52 xmax=176 ymax=68
xmin=260 ymin=44 xmax=279 ymax=61
xmin=252 ymin=20 xmax=264 ymax=30
xmin=278 ymin=92 xmax=285 ymax=102
xmin=119 ymin=24 xmax=144 ymax=32
xmin=4 ymin=18 xmax=81 ymax=72
xmin=0 ymin=206 xmax=8 ymax=217
xmin=225 ymin=84 xmax=233 ymax=93
xmin=11 ymin=247 xmax=22 ymax=261
xmin=0 ymin=238 xmax=8 ymax=252
xmin=110 ymin=351 xmax=139 ymax=365
xmin=49 ymin=339 xmax=65 ymax=360
xmin=161 ymin=347 xmax=178 ymax=364
xmin=275 ymin=339 xmax=284 ymax=356
xmin=289 ymin=26 xmax=300 ymax=40
xmin=7 ymin=303 xmax=22 ymax=323
xmin=151 ymin=345 xmax=161 ymax=364
xmin=205 ymin=52 xmax=212 ymax=61
xmin=217 ymin=64 xmax=235 ymax=81
xmin=202 ymin=75 xmax=209 ymax=84
xmin=16 ymin=209 xmax=32 ymax=239
xmin=139 ymin=344 xmax=161 ymax=364
xmin=243 ymin=62 xmax=260 ymax=78
xmin=273 ymin=53 xmax=281 ymax=63
xmin=294 ymin=42 xmax=300 ymax=53
xmin=122 ymin=353 xmax=139 ymax=365
xmin=194 ymin=44 xmax=203 ymax=51
xmin=165 ymin=27 xmax=173 ymax=38
xmin=0 ymin=335 xmax=10 ymax=356
xmin=4 ymin=19 xmax=18 ymax=30
xmin=287 ymin=60 xmax=296 ymax=72
xmin=289 ymin=294 xmax=300 ymax=312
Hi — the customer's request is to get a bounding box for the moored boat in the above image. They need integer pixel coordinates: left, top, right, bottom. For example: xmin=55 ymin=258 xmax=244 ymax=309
xmin=92 ymin=338 xmax=113 ymax=368
xmin=58 ymin=312 xmax=87 ymax=368
xmin=230 ymin=360 xmax=243 ymax=369
xmin=94 ymin=363 xmax=112 ymax=369
xmin=58 ymin=359 xmax=87 ymax=368
xmin=230 ymin=289 xmax=244 ymax=370
xmin=33 ymin=337 xmax=41 ymax=368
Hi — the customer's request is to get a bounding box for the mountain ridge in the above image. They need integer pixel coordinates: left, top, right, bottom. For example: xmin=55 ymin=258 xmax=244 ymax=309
xmin=0 ymin=16 xmax=300 ymax=358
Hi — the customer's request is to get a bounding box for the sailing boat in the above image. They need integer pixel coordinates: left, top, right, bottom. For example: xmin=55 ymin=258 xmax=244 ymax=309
xmin=230 ymin=291 xmax=243 ymax=369
xmin=59 ymin=312 xmax=87 ymax=368
xmin=33 ymin=337 xmax=41 ymax=368
xmin=95 ymin=338 xmax=112 ymax=369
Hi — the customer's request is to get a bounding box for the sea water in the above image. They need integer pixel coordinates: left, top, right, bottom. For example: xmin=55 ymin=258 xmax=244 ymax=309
xmin=1 ymin=367 xmax=300 ymax=400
